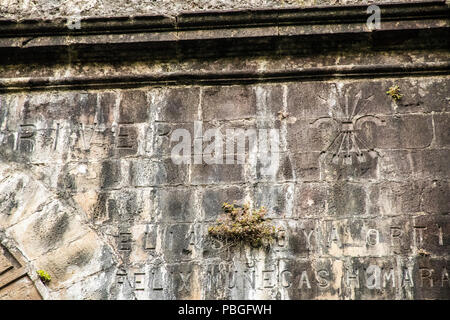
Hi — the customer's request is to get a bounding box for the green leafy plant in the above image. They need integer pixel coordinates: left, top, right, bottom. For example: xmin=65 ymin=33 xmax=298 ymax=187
xmin=208 ymin=202 xmax=278 ymax=248
xmin=386 ymin=85 xmax=403 ymax=101
xmin=37 ymin=269 xmax=51 ymax=283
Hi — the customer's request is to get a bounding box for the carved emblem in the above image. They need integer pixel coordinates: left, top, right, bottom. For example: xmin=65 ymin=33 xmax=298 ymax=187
xmin=310 ymin=86 xmax=385 ymax=165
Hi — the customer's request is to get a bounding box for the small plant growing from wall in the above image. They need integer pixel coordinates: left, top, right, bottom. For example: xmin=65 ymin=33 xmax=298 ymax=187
xmin=386 ymin=85 xmax=403 ymax=101
xmin=208 ymin=202 xmax=278 ymax=248
xmin=417 ymin=248 xmax=430 ymax=257
xmin=37 ymin=270 xmax=51 ymax=284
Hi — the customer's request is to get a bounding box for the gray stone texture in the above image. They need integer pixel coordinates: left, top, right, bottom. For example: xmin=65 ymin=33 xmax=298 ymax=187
xmin=0 ymin=0 xmax=421 ymax=20
xmin=0 ymin=1 xmax=449 ymax=300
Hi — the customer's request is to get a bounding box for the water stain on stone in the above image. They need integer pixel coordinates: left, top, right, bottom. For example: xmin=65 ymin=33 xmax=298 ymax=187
xmin=33 ymin=212 xmax=70 ymax=248
xmin=68 ymin=248 xmax=93 ymax=268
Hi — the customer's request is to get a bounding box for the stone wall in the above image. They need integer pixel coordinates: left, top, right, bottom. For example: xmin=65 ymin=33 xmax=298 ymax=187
xmin=0 ymin=1 xmax=449 ymax=299
xmin=0 ymin=0 xmax=423 ymax=19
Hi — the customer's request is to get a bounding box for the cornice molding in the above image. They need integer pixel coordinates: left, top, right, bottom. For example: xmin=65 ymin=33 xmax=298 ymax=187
xmin=0 ymin=1 xmax=448 ymax=35
xmin=0 ymin=1 xmax=448 ymax=91
xmin=0 ymin=1 xmax=448 ymax=62
xmin=1 ymin=61 xmax=449 ymax=93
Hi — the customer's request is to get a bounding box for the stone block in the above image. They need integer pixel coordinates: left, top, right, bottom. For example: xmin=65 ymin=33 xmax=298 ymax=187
xmin=291 ymin=152 xmax=321 ymax=181
xmin=288 ymin=220 xmax=318 ymax=257
xmin=152 ymin=87 xmax=200 ymax=123
xmin=296 ymin=183 xmax=328 ymax=218
xmin=420 ymin=180 xmax=450 ymax=215
xmin=203 ymin=86 xmax=256 ymax=121
xmin=340 ymin=257 xmax=398 ymax=300
xmin=156 ymin=188 xmax=196 ymax=223
xmin=161 ymin=224 xmax=197 ymax=262
xmin=393 ymin=78 xmax=450 ymax=114
xmin=379 ymin=150 xmax=412 ymax=180
xmin=412 ymin=215 xmax=450 ymax=255
xmin=152 ymin=122 xmax=195 ymax=157
xmin=201 ymin=186 xmax=246 ymax=222
xmin=410 ymin=149 xmax=450 ymax=179
xmin=321 ymin=151 xmax=379 ymax=181
xmin=413 ymin=258 xmax=450 ymax=300
xmin=286 ymin=119 xmax=339 ymax=153
xmin=327 ymin=182 xmax=367 ymax=217
xmin=368 ymin=181 xmax=423 ymax=216
xmin=119 ymin=90 xmax=148 ymax=123
xmin=433 ymin=113 xmax=450 ymax=147
xmin=130 ymin=158 xmax=189 ymax=186
xmin=359 ymin=114 xmax=433 ymax=149
xmin=191 ymin=162 xmax=244 ymax=184
xmin=287 ymin=82 xmax=335 ymax=120
xmin=100 ymin=159 xmax=124 ymax=189
xmin=252 ymin=183 xmax=295 ymax=219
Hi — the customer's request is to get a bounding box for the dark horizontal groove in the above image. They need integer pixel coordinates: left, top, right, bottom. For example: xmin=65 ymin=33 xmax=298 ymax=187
xmin=0 ymin=0 xmax=447 ymax=37
xmin=1 ymin=62 xmax=448 ymax=93
xmin=0 ymin=27 xmax=448 ymax=66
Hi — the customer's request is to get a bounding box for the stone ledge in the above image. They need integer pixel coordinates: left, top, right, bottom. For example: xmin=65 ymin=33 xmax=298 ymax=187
xmin=0 ymin=1 xmax=447 ymax=33
xmin=1 ymin=61 xmax=449 ymax=92
xmin=0 ymin=1 xmax=448 ymax=65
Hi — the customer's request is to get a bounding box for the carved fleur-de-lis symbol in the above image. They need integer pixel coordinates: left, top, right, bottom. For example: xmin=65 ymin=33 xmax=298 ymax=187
xmin=310 ymin=87 xmax=385 ymax=165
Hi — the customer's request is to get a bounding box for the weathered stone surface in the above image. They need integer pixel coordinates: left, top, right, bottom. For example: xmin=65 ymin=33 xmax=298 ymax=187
xmin=0 ymin=1 xmax=449 ymax=300
xmin=433 ymin=113 xmax=450 ymax=147
xmin=151 ymin=87 xmax=200 ymax=123
xmin=203 ymin=86 xmax=257 ymax=121
xmin=0 ymin=0 xmax=426 ymax=20
xmin=119 ymin=91 xmax=149 ymax=124
xmin=202 ymin=186 xmax=245 ymax=221
xmin=359 ymin=114 xmax=433 ymax=149
xmin=0 ymin=244 xmax=43 ymax=300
